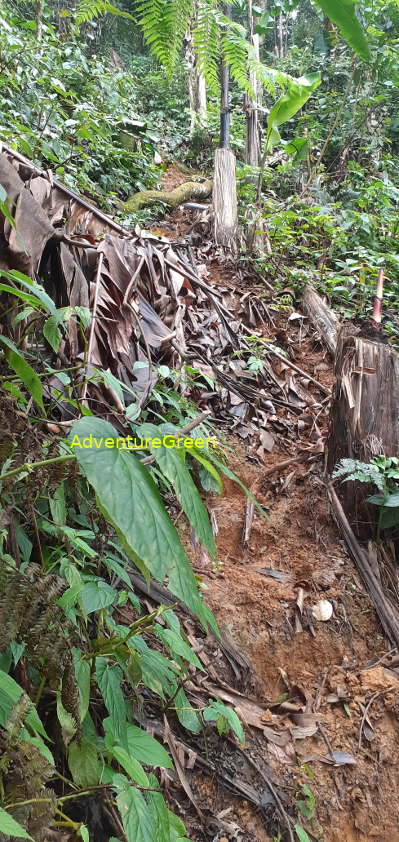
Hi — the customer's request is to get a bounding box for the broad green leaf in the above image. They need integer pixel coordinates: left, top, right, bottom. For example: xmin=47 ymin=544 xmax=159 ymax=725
xmin=155 ymin=627 xmax=203 ymax=672
xmin=129 ymin=636 xmax=179 ymax=699
xmin=313 ymin=0 xmax=371 ymax=61
xmin=380 ymin=507 xmax=399 ymax=530
xmin=0 ymin=335 xmax=44 ymax=411
xmin=2 ymin=270 xmax=58 ymax=315
xmin=126 ymin=724 xmax=173 ymax=769
xmin=146 ymin=775 xmax=171 ymax=842
xmin=79 ymin=826 xmax=89 ymax=842
xmin=174 ymin=688 xmax=201 ymax=734
xmin=80 ymin=580 xmax=117 ymax=614
xmin=115 ymin=776 xmax=155 ymax=842
xmin=72 ymin=648 xmax=91 ymax=722
xmin=139 ymin=422 xmax=216 ymax=557
xmin=0 ymin=669 xmax=47 ymax=737
xmin=0 ymin=807 xmax=33 ymax=839
xmin=68 ymin=736 xmax=101 ymax=786
xmin=95 ymin=657 xmax=127 ymax=743
xmin=70 ymin=418 xmax=213 ymax=630
xmin=43 ymin=315 xmax=62 ymax=352
xmin=383 ymin=492 xmax=399 ymax=507
xmin=109 ymin=743 xmax=149 ymax=786
xmin=265 ymin=73 xmax=321 ymax=153
xmin=203 ymin=700 xmax=244 ymax=743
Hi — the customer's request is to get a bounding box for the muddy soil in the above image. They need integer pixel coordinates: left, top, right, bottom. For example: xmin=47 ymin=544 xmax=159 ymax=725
xmin=160 ymin=200 xmax=399 ymax=842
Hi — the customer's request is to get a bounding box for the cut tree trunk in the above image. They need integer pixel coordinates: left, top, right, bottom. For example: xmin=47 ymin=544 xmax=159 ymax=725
xmin=245 ymin=0 xmax=261 ymax=167
xmin=301 ymin=284 xmax=338 ymax=356
xmin=213 ymin=148 xmax=238 ymax=250
xmin=123 ymin=180 xmax=213 ymax=212
xmin=327 ymin=327 xmax=399 ymax=538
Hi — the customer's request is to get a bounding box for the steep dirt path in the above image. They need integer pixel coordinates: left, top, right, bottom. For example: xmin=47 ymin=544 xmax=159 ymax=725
xmin=150 ymin=187 xmax=399 ymax=842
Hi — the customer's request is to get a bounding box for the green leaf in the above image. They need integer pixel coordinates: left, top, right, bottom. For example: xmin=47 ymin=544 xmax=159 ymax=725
xmin=155 ymin=627 xmax=203 ymax=671
xmin=126 ymin=724 xmax=173 ymax=769
xmin=70 ymin=418 xmax=213 ymax=630
xmin=79 ymin=826 xmax=89 ymax=842
xmin=294 ymin=825 xmax=312 ymax=842
xmin=73 ymin=648 xmax=91 ymax=722
xmin=383 ymin=492 xmax=399 ymax=507
xmin=313 ymin=0 xmax=371 ymax=61
xmin=2 ymin=270 xmax=58 ymax=315
xmin=49 ymin=482 xmax=66 ymax=525
xmin=206 ymin=453 xmax=268 ymax=520
xmin=139 ymin=423 xmax=216 ymax=557
xmin=95 ymin=657 xmax=127 ymax=743
xmin=0 ymin=335 xmax=44 ymax=411
xmin=0 ymin=669 xmax=47 ymax=737
xmin=19 ymin=731 xmax=54 ymax=765
xmin=203 ymin=700 xmax=244 ymax=743
xmin=57 ymin=690 xmax=78 ymax=745
xmin=174 ymin=687 xmax=201 ymax=734
xmin=109 ymin=743 xmax=149 ymax=787
xmin=189 ymin=447 xmax=223 ymax=493
xmin=43 ymin=315 xmax=62 ymax=352
xmin=114 ymin=776 xmax=155 ymax=842
xmin=265 ymin=73 xmax=321 ymax=153
xmin=0 ymin=808 xmax=33 ymax=839
xmin=146 ymin=775 xmax=171 ymax=841
xmin=80 ymin=580 xmax=117 ymax=615
xmin=68 ymin=737 xmax=101 ymax=786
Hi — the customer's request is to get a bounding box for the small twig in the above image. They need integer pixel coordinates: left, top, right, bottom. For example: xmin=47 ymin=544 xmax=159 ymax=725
xmin=263 ymin=452 xmax=320 ymax=480
xmin=81 ymin=251 xmax=104 ymax=403
xmin=233 ymin=744 xmax=295 ymax=842
xmin=358 ymin=687 xmax=394 ymax=748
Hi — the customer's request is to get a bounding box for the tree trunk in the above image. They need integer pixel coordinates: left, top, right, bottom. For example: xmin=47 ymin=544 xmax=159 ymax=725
xmin=301 ymin=284 xmax=338 ymax=356
xmin=213 ymin=3 xmax=237 ymax=251
xmin=245 ymin=0 xmax=261 ymax=167
xmin=327 ymin=327 xmax=399 ymax=538
xmin=213 ymin=149 xmax=237 ymax=249
xmin=186 ymin=24 xmax=207 ymax=134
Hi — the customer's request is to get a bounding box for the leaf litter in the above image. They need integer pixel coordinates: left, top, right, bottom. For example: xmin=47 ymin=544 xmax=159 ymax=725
xmin=2 ymin=151 xmax=399 ymax=842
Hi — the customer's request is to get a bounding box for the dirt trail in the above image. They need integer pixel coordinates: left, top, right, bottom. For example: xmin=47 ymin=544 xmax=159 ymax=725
xmin=157 ymin=194 xmax=399 ymax=842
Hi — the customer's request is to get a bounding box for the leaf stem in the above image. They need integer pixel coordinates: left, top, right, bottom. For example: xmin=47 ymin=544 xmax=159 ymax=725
xmin=0 ymin=453 xmax=75 ymax=483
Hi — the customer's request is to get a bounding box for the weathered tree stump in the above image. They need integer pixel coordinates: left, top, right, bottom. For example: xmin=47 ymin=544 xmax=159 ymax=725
xmin=213 ymin=148 xmax=238 ymax=250
xmin=301 ymin=284 xmax=338 ymax=356
xmin=327 ymin=326 xmax=399 ymax=537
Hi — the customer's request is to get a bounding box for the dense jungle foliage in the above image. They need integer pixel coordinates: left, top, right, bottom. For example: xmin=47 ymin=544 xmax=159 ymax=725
xmin=0 ymin=0 xmax=398 ymax=840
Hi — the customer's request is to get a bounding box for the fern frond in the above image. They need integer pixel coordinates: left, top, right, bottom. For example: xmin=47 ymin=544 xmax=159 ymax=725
xmin=76 ymin=0 xmax=135 ymax=27
xmin=138 ymin=0 xmax=194 ymax=73
xmin=193 ymin=0 xmax=220 ymax=95
xmin=220 ymin=18 xmax=253 ymax=96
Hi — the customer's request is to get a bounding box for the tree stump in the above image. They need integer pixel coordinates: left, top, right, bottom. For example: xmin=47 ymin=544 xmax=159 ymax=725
xmin=213 ymin=148 xmax=238 ymax=250
xmin=301 ymin=284 xmax=338 ymax=356
xmin=327 ymin=327 xmax=399 ymax=538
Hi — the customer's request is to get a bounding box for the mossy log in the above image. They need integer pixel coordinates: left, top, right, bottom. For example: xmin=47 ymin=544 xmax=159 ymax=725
xmin=124 ymin=179 xmax=213 ymax=212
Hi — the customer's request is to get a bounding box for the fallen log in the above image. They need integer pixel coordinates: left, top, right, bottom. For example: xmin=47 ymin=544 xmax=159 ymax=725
xmin=327 ymin=482 xmax=399 ymax=649
xmin=123 ymin=179 xmax=213 ymax=211
xmin=301 ymin=284 xmax=338 ymax=356
xmin=327 ymin=326 xmax=399 ymax=537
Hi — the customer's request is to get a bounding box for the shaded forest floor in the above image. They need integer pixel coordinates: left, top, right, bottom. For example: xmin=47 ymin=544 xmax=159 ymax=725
xmin=151 ymin=170 xmax=399 ymax=842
